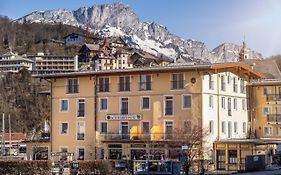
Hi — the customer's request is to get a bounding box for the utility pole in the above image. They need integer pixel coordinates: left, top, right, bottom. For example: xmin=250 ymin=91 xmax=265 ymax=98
xmin=1 ymin=113 xmax=5 ymax=156
xmin=9 ymin=114 xmax=11 ymax=159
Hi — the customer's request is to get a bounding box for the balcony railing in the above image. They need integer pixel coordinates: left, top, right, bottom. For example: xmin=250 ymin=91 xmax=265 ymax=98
xmin=266 ymin=94 xmax=281 ymax=102
xmin=100 ymin=133 xmax=175 ymax=141
xmin=267 ymin=114 xmax=281 ymax=123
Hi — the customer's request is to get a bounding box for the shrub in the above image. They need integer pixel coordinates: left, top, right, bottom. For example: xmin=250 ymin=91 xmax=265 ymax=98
xmin=0 ymin=160 xmax=52 ymax=175
xmin=78 ymin=160 xmax=113 ymax=175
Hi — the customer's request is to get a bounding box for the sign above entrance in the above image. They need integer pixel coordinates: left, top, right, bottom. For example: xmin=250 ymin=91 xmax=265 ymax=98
xmin=106 ymin=114 xmax=142 ymax=120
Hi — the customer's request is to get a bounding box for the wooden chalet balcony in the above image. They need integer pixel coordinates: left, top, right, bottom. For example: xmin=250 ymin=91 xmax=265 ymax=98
xmin=266 ymin=94 xmax=281 ymax=102
xmin=267 ymin=114 xmax=281 ymax=124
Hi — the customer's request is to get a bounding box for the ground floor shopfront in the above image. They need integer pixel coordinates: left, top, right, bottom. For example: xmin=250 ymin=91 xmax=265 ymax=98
xmin=98 ymin=141 xmax=182 ymax=161
xmin=214 ymin=139 xmax=281 ymax=171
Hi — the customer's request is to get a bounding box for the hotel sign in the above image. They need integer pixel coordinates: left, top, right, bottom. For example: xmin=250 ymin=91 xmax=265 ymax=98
xmin=106 ymin=114 xmax=142 ymax=120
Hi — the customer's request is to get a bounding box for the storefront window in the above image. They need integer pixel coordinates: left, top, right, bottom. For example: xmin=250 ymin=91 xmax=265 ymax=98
xmin=228 ymin=150 xmax=237 ymax=164
xmin=108 ymin=144 xmax=122 ymax=160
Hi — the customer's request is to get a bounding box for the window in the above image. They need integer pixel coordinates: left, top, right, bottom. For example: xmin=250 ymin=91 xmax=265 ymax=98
xmin=184 ymin=121 xmax=192 ymax=132
xmin=221 ymin=75 xmax=226 ymax=91
xmin=233 ymin=98 xmax=237 ymax=110
xmin=120 ymin=97 xmax=129 ymax=114
xmin=139 ymin=75 xmax=152 ymax=91
xmin=100 ymin=122 xmax=107 ymax=134
xmin=242 ymin=99 xmax=246 ymax=110
xmin=209 ymin=74 xmax=214 ymax=90
xmin=171 ymin=73 xmax=184 ymax=89
xmin=221 ymin=97 xmax=225 ymax=109
xmin=77 ymin=121 xmax=85 ymax=141
xmin=142 ymin=122 xmax=150 ymax=134
xmin=119 ymin=76 xmax=130 ymax=91
xmin=263 ymin=87 xmax=269 ymax=95
xmin=66 ymin=78 xmax=78 ymax=94
xmin=100 ymin=98 xmax=108 ymax=111
xmin=60 ymin=122 xmax=68 ymax=135
xmin=228 ymin=150 xmax=237 ymax=164
xmin=182 ymin=95 xmax=192 ymax=109
xmin=243 ymin=122 xmax=246 ymax=133
xmin=228 ymin=122 xmax=232 ymax=138
xmin=233 ymin=77 xmax=237 ymax=93
xmin=264 ymin=127 xmax=272 ymax=136
xmin=60 ymin=99 xmax=68 ymax=112
xmin=263 ymin=107 xmax=271 ymax=115
xmin=165 ymin=121 xmax=173 ymax=139
xmin=228 ymin=98 xmax=232 ymax=116
xmin=77 ymin=99 xmax=85 ymax=117
xmin=164 ymin=96 xmax=173 ymax=116
xmin=77 ymin=148 xmax=85 ymax=160
xmin=222 ymin=121 xmax=226 ymax=134
xmin=227 ymin=75 xmax=231 ymax=84
xmin=60 ymin=147 xmax=68 ymax=160
xmin=141 ymin=97 xmax=150 ymax=110
xmin=240 ymin=79 xmax=246 ymax=93
xmin=97 ymin=77 xmax=110 ymax=92
xmin=209 ymin=95 xmax=214 ymax=109
xmin=234 ymin=122 xmax=238 ymax=134
xmin=209 ymin=120 xmax=214 ymax=134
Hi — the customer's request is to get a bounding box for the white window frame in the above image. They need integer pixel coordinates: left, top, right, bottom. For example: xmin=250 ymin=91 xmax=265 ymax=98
xmin=264 ymin=126 xmax=273 ymax=136
xmin=76 ymin=121 xmax=85 ymax=141
xmin=99 ymin=97 xmax=108 ymax=112
xmin=76 ymin=146 xmax=85 ymax=160
xmin=233 ymin=98 xmax=237 ymax=110
xmin=140 ymin=96 xmax=150 ymax=111
xmin=60 ymin=99 xmax=69 ymax=112
xmin=141 ymin=121 xmax=150 ymax=134
xmin=66 ymin=78 xmax=79 ymax=94
xmin=182 ymin=94 xmax=192 ymax=109
xmin=221 ymin=97 xmax=225 ymax=109
xmin=209 ymin=95 xmax=214 ymax=109
xmin=164 ymin=120 xmax=174 ymax=139
xmin=263 ymin=106 xmax=272 ymax=116
xmin=221 ymin=121 xmax=226 ymax=134
xmin=234 ymin=122 xmax=238 ymax=134
xmin=100 ymin=121 xmax=108 ymax=134
xmin=242 ymin=99 xmax=246 ymax=111
xmin=59 ymin=121 xmax=69 ymax=135
xmin=76 ymin=98 xmax=85 ymax=117
xmin=120 ymin=97 xmax=129 ymax=115
xmin=243 ymin=122 xmax=247 ymax=134
xmin=163 ymin=95 xmax=174 ymax=116
xmin=171 ymin=73 xmax=185 ymax=90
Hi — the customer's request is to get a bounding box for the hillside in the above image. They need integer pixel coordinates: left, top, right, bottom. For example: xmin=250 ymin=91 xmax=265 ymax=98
xmin=0 ymin=15 xmax=89 ymax=55
xmin=0 ymin=69 xmax=50 ymax=135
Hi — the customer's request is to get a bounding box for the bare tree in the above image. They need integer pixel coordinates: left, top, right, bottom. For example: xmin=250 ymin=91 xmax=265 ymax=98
xmin=171 ymin=125 xmax=209 ymax=175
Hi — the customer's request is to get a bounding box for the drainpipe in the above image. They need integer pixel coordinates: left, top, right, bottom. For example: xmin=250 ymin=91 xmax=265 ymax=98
xmin=93 ymin=75 xmax=97 ymax=159
xmin=216 ymin=72 xmax=220 ymax=140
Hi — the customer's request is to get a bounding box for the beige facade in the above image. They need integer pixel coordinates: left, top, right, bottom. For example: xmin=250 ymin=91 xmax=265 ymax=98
xmin=42 ymin=63 xmax=261 ymax=161
xmin=250 ymin=80 xmax=281 ymax=139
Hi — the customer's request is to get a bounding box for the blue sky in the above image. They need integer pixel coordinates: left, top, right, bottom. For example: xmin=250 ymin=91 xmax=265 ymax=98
xmin=1 ymin=0 xmax=281 ymax=57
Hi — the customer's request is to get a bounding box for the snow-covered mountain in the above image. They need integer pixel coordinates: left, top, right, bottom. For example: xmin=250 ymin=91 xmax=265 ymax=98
xmin=16 ymin=3 xmax=262 ymax=63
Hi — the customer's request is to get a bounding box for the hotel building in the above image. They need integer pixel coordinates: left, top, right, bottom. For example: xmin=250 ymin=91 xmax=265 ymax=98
xmin=37 ymin=63 xmax=261 ymax=162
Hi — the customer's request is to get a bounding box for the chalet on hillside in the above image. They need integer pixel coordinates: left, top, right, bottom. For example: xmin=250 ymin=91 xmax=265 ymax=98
xmin=64 ymin=33 xmax=101 ymax=46
xmin=78 ymin=44 xmax=100 ymax=63
xmin=129 ymin=51 xmax=172 ymax=67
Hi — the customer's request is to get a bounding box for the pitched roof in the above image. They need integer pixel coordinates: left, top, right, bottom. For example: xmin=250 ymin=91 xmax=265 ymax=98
xmin=33 ymin=62 xmax=262 ymax=79
xmin=1 ymin=133 xmax=26 ymax=141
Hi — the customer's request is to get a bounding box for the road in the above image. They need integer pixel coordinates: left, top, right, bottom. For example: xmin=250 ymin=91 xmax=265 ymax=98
xmin=235 ymin=169 xmax=281 ymax=175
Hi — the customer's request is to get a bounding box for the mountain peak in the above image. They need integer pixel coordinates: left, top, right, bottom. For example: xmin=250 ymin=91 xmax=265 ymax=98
xmin=15 ymin=3 xmax=263 ymax=63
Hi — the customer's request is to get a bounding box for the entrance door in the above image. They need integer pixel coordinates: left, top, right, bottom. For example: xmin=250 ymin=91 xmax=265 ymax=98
xmin=217 ymin=150 xmax=226 ymax=170
xmin=121 ymin=122 xmax=129 ymax=139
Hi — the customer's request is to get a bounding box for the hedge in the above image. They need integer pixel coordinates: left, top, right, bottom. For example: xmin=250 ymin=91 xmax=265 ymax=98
xmin=0 ymin=160 xmax=52 ymax=175
xmin=77 ymin=160 xmax=113 ymax=175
